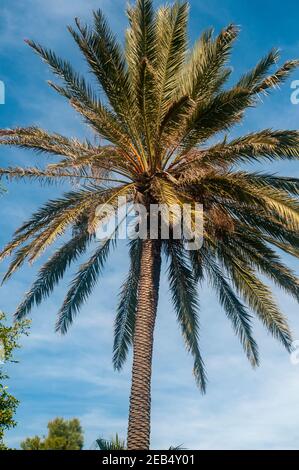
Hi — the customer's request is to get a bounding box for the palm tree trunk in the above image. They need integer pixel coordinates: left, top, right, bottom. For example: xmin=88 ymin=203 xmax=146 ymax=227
xmin=127 ymin=238 xmax=162 ymax=450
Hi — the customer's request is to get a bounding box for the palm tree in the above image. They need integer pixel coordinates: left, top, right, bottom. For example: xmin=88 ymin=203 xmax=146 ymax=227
xmin=1 ymin=0 xmax=299 ymax=450
xmin=94 ymin=434 xmax=184 ymax=450
xmin=95 ymin=434 xmax=126 ymax=450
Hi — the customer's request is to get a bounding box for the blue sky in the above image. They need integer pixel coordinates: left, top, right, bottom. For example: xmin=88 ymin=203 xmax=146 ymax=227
xmin=1 ymin=0 xmax=299 ymax=450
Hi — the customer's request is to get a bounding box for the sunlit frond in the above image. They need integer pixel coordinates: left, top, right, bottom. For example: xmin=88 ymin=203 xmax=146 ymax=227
xmin=179 ymin=24 xmax=239 ymax=100
xmin=225 ymin=226 xmax=299 ymax=302
xmin=68 ymin=13 xmax=141 ymax=152
xmin=0 ymin=166 xmax=118 ymax=186
xmin=0 ymin=187 xmax=111 ymax=263
xmin=154 ymin=2 xmax=189 ymax=125
xmin=189 ymin=130 xmax=299 ymax=168
xmin=15 ymin=224 xmax=92 ymax=320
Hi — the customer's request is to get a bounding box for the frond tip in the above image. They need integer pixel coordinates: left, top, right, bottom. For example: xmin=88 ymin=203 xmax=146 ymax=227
xmin=56 ymin=239 xmax=113 ymax=334
xmin=165 ymin=240 xmax=207 ymax=392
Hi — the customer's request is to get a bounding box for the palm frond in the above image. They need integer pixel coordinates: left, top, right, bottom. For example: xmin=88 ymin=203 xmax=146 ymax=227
xmin=236 ymin=48 xmax=280 ymax=89
xmin=15 ymin=226 xmax=92 ymax=320
xmin=113 ymin=238 xmax=142 ymax=370
xmin=192 ymin=129 xmax=299 ymax=168
xmin=234 ymin=172 xmax=299 ymax=195
xmin=180 ymin=24 xmax=239 ymax=100
xmin=216 ymin=246 xmax=293 ymax=351
xmin=254 ymin=59 xmax=299 ymax=95
xmin=154 ymin=2 xmax=189 ymax=125
xmin=96 ymin=434 xmax=126 ymax=450
xmin=125 ymin=0 xmax=156 ymax=163
xmin=202 ymin=248 xmax=259 ymax=366
xmin=160 ymin=24 xmax=238 ymax=153
xmin=178 ymin=86 xmax=254 ymax=153
xmin=0 ymin=127 xmax=99 ymax=159
xmin=24 ymin=40 xmax=136 ymax=150
xmin=164 ymin=240 xmax=206 ymax=391
xmin=0 ymin=166 xmax=119 ymax=186
xmin=56 ymin=238 xmax=114 ymax=334
xmin=0 ymin=187 xmax=111 ymax=263
xmin=192 ymin=172 xmax=299 ymax=231
xmin=25 ymin=39 xmax=98 ymax=107
xmin=2 ymin=205 xmax=89 ymax=282
xmin=221 ymin=202 xmax=299 ymax=258
xmin=226 ymin=227 xmax=299 ymax=302
xmin=68 ymin=13 xmax=141 ymax=152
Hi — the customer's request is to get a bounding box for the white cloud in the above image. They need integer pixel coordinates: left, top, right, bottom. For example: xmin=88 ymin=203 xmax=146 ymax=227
xmin=0 ymin=0 xmax=126 ymax=50
xmin=151 ymin=361 xmax=299 ymax=450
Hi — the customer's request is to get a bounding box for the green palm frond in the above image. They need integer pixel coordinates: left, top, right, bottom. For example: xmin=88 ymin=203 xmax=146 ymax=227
xmin=215 ymin=246 xmax=293 ymax=351
xmin=2 ymin=245 xmax=32 ymax=284
xmin=25 ymin=40 xmax=98 ymax=107
xmin=96 ymin=434 xmax=126 ymax=450
xmin=188 ymin=248 xmax=203 ymax=281
xmin=190 ymin=172 xmax=299 ymax=230
xmin=15 ymin=225 xmax=92 ymax=320
xmin=263 ymin=236 xmax=299 ymax=259
xmin=226 ymin=228 xmax=299 ymax=302
xmin=2 ymin=206 xmax=88 ymax=281
xmin=68 ymin=14 xmax=138 ymax=142
xmin=126 ymin=0 xmax=156 ymax=92
xmin=68 ymin=99 xmax=138 ymax=158
xmin=154 ymin=2 xmax=189 ymax=125
xmin=254 ymin=59 xmax=299 ymax=95
xmin=0 ymin=187 xmax=109 ymax=263
xmin=193 ymin=130 xmax=299 ymax=168
xmin=202 ymin=248 xmax=259 ymax=367
xmin=69 ymin=14 xmax=128 ymax=107
xmin=160 ymin=24 xmax=238 ymax=153
xmin=165 ymin=240 xmax=206 ymax=391
xmin=20 ymin=44 xmax=135 ymax=149
xmin=56 ymin=238 xmax=114 ymax=334
xmin=1 ymin=185 xmax=130 ymax=284
xmin=179 ymin=24 xmax=238 ymax=101
xmin=125 ymin=0 xmax=156 ymax=164
xmin=178 ymin=86 xmax=254 ymax=153
xmin=113 ymin=238 xmax=142 ymax=370
xmin=221 ymin=203 xmax=299 ymax=258
xmin=230 ymin=174 xmax=299 ymax=229
xmin=236 ymin=48 xmax=280 ymax=90
xmin=245 ymin=174 xmax=299 ymax=195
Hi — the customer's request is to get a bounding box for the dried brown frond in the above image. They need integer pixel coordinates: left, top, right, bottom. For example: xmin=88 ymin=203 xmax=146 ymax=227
xmin=207 ymin=206 xmax=235 ymax=237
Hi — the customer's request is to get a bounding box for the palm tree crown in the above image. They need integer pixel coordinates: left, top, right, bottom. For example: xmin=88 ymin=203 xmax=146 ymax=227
xmin=1 ymin=0 xmax=299 ymax=448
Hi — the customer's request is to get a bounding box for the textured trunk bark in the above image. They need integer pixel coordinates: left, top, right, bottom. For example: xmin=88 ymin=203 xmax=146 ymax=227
xmin=127 ymin=238 xmax=162 ymax=450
